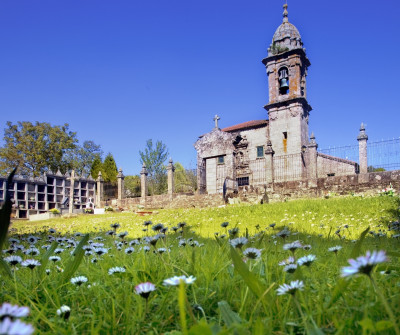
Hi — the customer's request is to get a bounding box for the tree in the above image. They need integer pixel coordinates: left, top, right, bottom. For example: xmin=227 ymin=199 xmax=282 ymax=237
xmin=90 ymin=156 xmax=104 ymax=180
xmin=68 ymin=140 xmax=103 ymax=176
xmin=0 ymin=121 xmax=78 ymax=177
xmin=124 ymin=175 xmax=141 ymax=197
xmin=174 ymin=162 xmax=197 ymax=193
xmin=139 ymin=139 xmax=169 ymax=195
xmin=102 ymin=153 xmax=118 ymax=182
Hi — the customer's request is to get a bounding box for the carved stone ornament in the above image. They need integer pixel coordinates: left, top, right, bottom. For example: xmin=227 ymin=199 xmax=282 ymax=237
xmin=269 ymin=111 xmax=278 ymax=120
xmin=290 ymin=107 xmax=300 ymax=117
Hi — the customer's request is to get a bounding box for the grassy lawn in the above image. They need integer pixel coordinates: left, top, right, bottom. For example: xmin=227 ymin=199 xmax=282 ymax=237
xmin=1 ymin=195 xmax=400 ymax=334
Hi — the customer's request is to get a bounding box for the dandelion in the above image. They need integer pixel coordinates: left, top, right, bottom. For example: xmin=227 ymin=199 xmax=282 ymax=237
xmin=297 ymin=255 xmax=316 ymax=267
xmin=276 ymin=280 xmax=304 ymax=296
xmin=4 ymin=256 xmax=22 ymax=266
xmin=135 ymin=282 xmax=156 ymax=299
xmin=0 ymin=317 xmax=34 ymax=335
xmin=163 ymin=275 xmax=196 ymax=286
xmin=328 ymin=246 xmax=342 ymax=254
xmin=108 ymin=267 xmax=126 ymax=275
xmin=243 ymin=248 xmax=261 ymax=260
xmin=341 ymin=250 xmax=388 ymax=278
xmin=70 ymin=276 xmax=88 ymax=286
xmin=21 ymin=259 xmax=41 ymax=270
xmin=56 ymin=305 xmax=70 ymax=320
xmin=0 ymin=303 xmax=30 ymax=320
xmin=229 ymin=237 xmax=248 ymax=249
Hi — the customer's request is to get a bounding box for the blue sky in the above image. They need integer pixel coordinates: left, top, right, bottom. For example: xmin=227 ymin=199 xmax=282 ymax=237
xmin=0 ymin=0 xmax=399 ymax=175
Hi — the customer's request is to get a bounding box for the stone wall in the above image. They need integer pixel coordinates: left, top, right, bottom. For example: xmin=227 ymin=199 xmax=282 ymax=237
xmin=317 ymin=153 xmax=358 ymax=178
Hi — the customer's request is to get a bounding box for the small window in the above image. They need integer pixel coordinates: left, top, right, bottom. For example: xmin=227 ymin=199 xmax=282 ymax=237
xmin=217 ymin=156 xmax=225 ymax=165
xmin=257 ymin=146 xmax=264 ymax=158
xmin=237 ymin=176 xmax=249 ymax=186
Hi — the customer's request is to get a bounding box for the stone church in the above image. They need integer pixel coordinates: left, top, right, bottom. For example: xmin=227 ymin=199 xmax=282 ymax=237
xmin=194 ymin=5 xmax=359 ymax=194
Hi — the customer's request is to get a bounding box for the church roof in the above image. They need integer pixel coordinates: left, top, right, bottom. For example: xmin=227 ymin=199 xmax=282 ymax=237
xmin=222 ymin=120 xmax=268 ymax=132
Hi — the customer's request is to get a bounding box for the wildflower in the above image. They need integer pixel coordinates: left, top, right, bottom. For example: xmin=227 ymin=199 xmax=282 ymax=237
xmin=26 ymin=236 xmax=38 ymax=245
xmin=143 ymin=220 xmax=152 ymax=226
xmin=341 ymin=250 xmax=388 ymax=278
xmin=302 ymin=244 xmax=312 ymax=250
xmin=85 ymin=250 xmax=94 ymax=256
xmin=328 ymin=246 xmax=342 ymax=254
xmin=93 ymin=247 xmax=108 ymax=256
xmin=148 ymin=236 xmax=159 ymax=247
xmin=172 ymin=226 xmax=179 ymax=232
xmin=108 ymin=267 xmax=126 ymax=275
xmin=46 ymin=269 xmax=51 ymax=275
xmin=21 ymin=259 xmax=41 ymax=269
xmin=221 ymin=222 xmax=229 ymax=228
xmin=228 ymin=227 xmax=239 ymax=237
xmin=276 ymin=280 xmax=304 ymax=296
xmin=276 ymin=229 xmax=290 ymax=239
xmin=117 ymin=231 xmax=128 ymax=239
xmin=160 ymin=227 xmax=168 ymax=234
xmin=243 ymin=248 xmax=262 ymax=260
xmin=125 ymin=247 xmax=135 ymax=254
xmin=56 ymin=305 xmax=70 ymax=320
xmin=129 ymin=239 xmax=140 ymax=246
xmin=0 ymin=317 xmax=34 ymax=335
xmin=49 ymin=256 xmax=61 ymax=263
xmin=24 ymin=248 xmax=40 ymax=256
xmin=163 ymin=275 xmax=196 ymax=286
xmin=156 ymin=248 xmax=167 ymax=254
xmin=54 ymin=248 xmax=65 ymax=254
xmin=297 ymin=255 xmax=316 ymax=267
xmin=278 ymin=256 xmax=295 ymax=266
xmin=269 ymin=223 xmax=276 ymax=229
xmin=110 ymin=223 xmax=120 ymax=230
xmin=135 ymin=282 xmax=156 ymax=299
xmin=49 ymin=228 xmax=57 ymax=233
xmin=4 ymin=256 xmax=22 ymax=266
xmin=152 ymin=223 xmax=164 ymax=232
xmin=178 ymin=239 xmax=187 ymax=247
xmin=8 ymin=238 xmax=20 ymax=245
xmin=105 ymin=230 xmax=115 ymax=236
xmin=229 ymin=237 xmax=248 ymax=249
xmin=284 ymin=264 xmax=297 ymax=273
xmin=70 ymin=276 xmax=88 ymax=286
xmin=142 ymin=246 xmax=151 ymax=252
xmin=283 ymin=240 xmax=302 ymax=252
xmin=0 ymin=303 xmax=30 ymax=320
xmin=177 ymin=222 xmax=186 ymax=229
xmin=56 ymin=266 xmax=64 ymax=273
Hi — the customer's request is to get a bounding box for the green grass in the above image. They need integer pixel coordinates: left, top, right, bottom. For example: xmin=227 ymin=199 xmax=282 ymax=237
xmin=2 ymin=195 xmax=400 ymax=334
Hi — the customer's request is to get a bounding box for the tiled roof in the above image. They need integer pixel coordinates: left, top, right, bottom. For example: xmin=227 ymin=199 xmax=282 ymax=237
xmin=222 ymin=120 xmax=268 ymax=132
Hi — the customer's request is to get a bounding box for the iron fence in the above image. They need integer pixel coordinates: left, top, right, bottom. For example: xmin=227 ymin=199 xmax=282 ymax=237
xmin=274 ymin=153 xmax=304 ymax=182
xmin=320 ymin=138 xmax=400 ymax=171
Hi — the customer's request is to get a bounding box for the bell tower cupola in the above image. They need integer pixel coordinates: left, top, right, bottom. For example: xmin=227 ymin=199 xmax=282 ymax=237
xmin=262 ymin=4 xmax=312 ymax=156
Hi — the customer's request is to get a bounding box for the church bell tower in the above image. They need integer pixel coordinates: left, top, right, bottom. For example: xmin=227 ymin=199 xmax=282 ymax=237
xmin=262 ymin=4 xmax=311 ymax=157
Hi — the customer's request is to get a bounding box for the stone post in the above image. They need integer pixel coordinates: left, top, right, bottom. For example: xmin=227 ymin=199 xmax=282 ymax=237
xmin=197 ymin=156 xmax=206 ymax=194
xmin=96 ymin=171 xmax=104 ymax=207
xmin=117 ymin=168 xmax=125 ymax=201
xmin=357 ymin=123 xmax=368 ymax=183
xmin=265 ymin=140 xmax=275 ymax=190
xmin=166 ymin=158 xmax=175 ymax=196
xmin=140 ymin=163 xmax=148 ymax=204
xmin=307 ymin=133 xmax=318 ymax=187
xmin=69 ymin=170 xmax=75 ymax=214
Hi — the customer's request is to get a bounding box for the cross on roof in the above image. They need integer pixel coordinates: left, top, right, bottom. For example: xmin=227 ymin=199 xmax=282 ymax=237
xmin=213 ymin=114 xmax=220 ymax=129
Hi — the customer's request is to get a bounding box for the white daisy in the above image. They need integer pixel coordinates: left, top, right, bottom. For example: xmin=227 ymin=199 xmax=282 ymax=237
xmin=21 ymin=259 xmax=41 ymax=269
xmin=229 ymin=237 xmax=248 ymax=249
xmin=297 ymin=255 xmax=316 ymax=267
xmin=284 ymin=264 xmax=297 ymax=273
xmin=163 ymin=275 xmax=196 ymax=286
xmin=70 ymin=276 xmax=88 ymax=286
xmin=0 ymin=303 xmax=29 ymax=319
xmin=0 ymin=317 xmax=34 ymax=335
xmin=56 ymin=305 xmax=70 ymax=320
xmin=49 ymin=256 xmax=61 ymax=263
xmin=135 ymin=282 xmax=156 ymax=299
xmin=93 ymin=247 xmax=108 ymax=256
xmin=24 ymin=248 xmax=40 ymax=256
xmin=276 ymin=280 xmax=304 ymax=296
xmin=4 ymin=256 xmax=22 ymax=266
xmin=108 ymin=267 xmax=126 ymax=275
xmin=328 ymin=246 xmax=342 ymax=254
xmin=341 ymin=250 xmax=388 ymax=277
xmin=283 ymin=240 xmax=302 ymax=252
xmin=243 ymin=248 xmax=262 ymax=260
xmin=125 ymin=247 xmax=135 ymax=254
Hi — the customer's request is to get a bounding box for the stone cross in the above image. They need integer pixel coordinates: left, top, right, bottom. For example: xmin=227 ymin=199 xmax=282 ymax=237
xmin=213 ymin=114 xmax=220 ymax=129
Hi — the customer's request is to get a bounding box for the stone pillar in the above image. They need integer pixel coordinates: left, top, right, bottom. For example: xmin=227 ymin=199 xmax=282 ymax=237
xmin=117 ymin=168 xmax=125 ymax=201
xmin=96 ymin=171 xmax=104 ymax=207
xmin=197 ymin=156 xmax=206 ymax=194
xmin=357 ymin=123 xmax=368 ymax=183
xmin=140 ymin=163 xmax=148 ymax=204
xmin=265 ymin=140 xmax=274 ymax=190
xmin=69 ymin=170 xmax=75 ymax=214
xmin=307 ymin=133 xmax=318 ymax=187
xmin=166 ymin=158 xmax=175 ymax=196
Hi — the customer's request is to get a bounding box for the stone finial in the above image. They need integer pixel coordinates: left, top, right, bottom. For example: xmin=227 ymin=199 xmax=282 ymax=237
xmin=117 ymin=168 xmax=124 ymax=178
xmin=265 ymin=140 xmax=274 ymax=154
xmin=140 ymin=163 xmax=148 ymax=175
xmin=213 ymin=114 xmax=220 ymax=129
xmin=357 ymin=123 xmax=368 ymax=141
xmin=283 ymin=4 xmax=289 ymax=23
xmin=97 ymin=171 xmax=103 ymax=182
xmin=167 ymin=158 xmax=175 ymax=171
xmin=308 ymin=132 xmax=318 ymax=148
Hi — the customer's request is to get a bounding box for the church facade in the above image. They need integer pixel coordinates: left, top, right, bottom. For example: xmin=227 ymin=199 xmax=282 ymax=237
xmin=194 ymin=5 xmax=358 ymax=195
